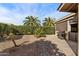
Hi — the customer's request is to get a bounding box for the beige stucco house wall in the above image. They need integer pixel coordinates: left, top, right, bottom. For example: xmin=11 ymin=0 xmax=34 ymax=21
xmin=56 ymin=13 xmax=77 ymax=40
xmin=56 ymin=21 xmax=67 ymax=32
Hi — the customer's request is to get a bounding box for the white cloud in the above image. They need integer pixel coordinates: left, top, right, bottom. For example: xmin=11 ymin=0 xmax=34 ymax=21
xmin=0 ymin=4 xmax=41 ymax=25
xmin=0 ymin=5 xmax=25 ymax=25
xmin=0 ymin=3 xmax=70 ymax=25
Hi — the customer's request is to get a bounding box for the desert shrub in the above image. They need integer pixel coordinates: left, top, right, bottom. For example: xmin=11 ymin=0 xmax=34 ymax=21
xmin=34 ymin=27 xmax=46 ymax=38
xmin=43 ymin=27 xmax=55 ymax=34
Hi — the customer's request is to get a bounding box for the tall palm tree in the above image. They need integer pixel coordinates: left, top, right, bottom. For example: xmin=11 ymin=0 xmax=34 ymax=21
xmin=23 ymin=16 xmax=40 ymax=34
xmin=23 ymin=16 xmax=40 ymax=27
xmin=43 ymin=17 xmax=55 ymax=34
xmin=43 ymin=17 xmax=55 ymax=27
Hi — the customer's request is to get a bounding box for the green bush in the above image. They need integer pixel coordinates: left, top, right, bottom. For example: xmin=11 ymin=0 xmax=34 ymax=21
xmin=43 ymin=27 xmax=55 ymax=34
xmin=34 ymin=27 xmax=46 ymax=38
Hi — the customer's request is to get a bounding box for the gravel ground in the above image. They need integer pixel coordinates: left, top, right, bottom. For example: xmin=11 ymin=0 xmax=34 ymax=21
xmin=0 ymin=35 xmax=76 ymax=56
xmin=1 ymin=39 xmax=65 ymax=56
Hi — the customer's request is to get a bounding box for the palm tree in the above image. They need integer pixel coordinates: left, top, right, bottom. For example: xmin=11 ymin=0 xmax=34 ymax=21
xmin=43 ymin=17 xmax=55 ymax=27
xmin=43 ymin=17 xmax=55 ymax=34
xmin=23 ymin=16 xmax=40 ymax=34
xmin=23 ymin=16 xmax=40 ymax=27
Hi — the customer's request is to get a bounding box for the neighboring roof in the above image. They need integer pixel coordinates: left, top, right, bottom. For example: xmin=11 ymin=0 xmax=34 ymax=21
xmin=56 ymin=13 xmax=76 ymax=23
xmin=57 ymin=3 xmax=78 ymax=13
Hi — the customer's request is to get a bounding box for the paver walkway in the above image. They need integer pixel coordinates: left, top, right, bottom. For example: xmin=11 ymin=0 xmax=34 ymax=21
xmin=0 ymin=35 xmax=76 ymax=56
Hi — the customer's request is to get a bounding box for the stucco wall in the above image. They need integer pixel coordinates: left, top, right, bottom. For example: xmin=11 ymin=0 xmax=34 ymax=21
xmin=56 ymin=21 xmax=67 ymax=32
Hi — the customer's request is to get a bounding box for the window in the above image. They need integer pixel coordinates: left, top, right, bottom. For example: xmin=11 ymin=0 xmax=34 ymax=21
xmin=71 ymin=24 xmax=78 ymax=32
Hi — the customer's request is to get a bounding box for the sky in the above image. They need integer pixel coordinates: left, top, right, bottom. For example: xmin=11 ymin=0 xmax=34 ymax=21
xmin=0 ymin=3 xmax=70 ymax=25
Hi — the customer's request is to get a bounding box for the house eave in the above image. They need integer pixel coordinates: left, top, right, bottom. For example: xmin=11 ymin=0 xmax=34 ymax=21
xmin=57 ymin=3 xmax=78 ymax=13
xmin=56 ymin=13 xmax=76 ymax=24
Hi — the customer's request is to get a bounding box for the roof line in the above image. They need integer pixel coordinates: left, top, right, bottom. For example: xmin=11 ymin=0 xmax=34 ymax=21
xmin=57 ymin=3 xmax=63 ymax=11
xmin=56 ymin=13 xmax=76 ymax=23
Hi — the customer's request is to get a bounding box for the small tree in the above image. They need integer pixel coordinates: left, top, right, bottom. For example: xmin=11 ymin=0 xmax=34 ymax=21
xmin=8 ymin=33 xmax=17 ymax=47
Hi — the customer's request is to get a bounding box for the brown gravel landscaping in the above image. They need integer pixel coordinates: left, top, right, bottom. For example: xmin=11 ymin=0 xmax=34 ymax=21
xmin=0 ymin=35 xmax=76 ymax=56
xmin=1 ymin=39 xmax=65 ymax=56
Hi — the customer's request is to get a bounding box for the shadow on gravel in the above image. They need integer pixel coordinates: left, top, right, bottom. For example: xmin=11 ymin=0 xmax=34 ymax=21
xmin=1 ymin=39 xmax=66 ymax=56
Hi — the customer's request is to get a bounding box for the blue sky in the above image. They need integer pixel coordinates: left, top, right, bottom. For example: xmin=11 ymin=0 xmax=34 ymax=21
xmin=0 ymin=3 xmax=70 ymax=25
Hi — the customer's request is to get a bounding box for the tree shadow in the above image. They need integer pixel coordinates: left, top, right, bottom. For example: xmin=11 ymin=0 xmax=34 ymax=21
xmin=18 ymin=41 xmax=29 ymax=46
xmin=0 ymin=39 xmax=66 ymax=56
